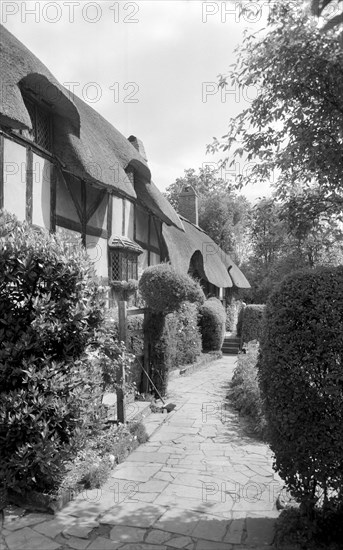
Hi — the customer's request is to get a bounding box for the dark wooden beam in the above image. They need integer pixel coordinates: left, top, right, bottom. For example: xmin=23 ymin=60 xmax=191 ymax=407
xmin=122 ymin=198 xmax=126 ymax=236
xmin=133 ymin=202 xmax=137 ymax=241
xmin=152 ymin=216 xmax=163 ymax=255
xmin=85 ymin=188 xmax=106 ymax=223
xmin=50 ymin=163 xmax=56 ymax=232
xmin=135 ymin=238 xmax=160 ymax=256
xmin=107 ymin=194 xmax=113 ymax=233
xmin=81 ymin=180 xmax=86 ymax=246
xmin=0 ymin=135 xmax=4 ymax=210
xmin=55 ymin=215 xmax=108 ymax=239
xmin=26 ymin=148 xmax=33 ymax=223
xmin=56 ymin=167 xmax=83 ymax=222
xmin=147 ymin=215 xmax=151 ymax=265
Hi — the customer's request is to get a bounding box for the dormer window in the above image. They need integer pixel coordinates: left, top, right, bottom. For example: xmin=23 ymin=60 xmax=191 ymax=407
xmin=23 ymin=96 xmax=52 ymax=151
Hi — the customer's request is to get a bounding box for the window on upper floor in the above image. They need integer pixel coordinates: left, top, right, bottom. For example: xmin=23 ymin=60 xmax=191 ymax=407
xmin=23 ymin=96 xmax=53 ymax=152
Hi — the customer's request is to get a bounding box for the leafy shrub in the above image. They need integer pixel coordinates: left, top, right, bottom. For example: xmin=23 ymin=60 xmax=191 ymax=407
xmin=258 ymin=266 xmax=343 ymax=515
xmin=275 ymin=507 xmax=343 ymax=549
xmin=104 ymin=309 xmax=144 ymax=391
xmin=128 ymin=421 xmax=149 ymax=444
xmin=241 ymin=304 xmax=265 ymax=344
xmin=228 ymin=341 xmax=266 ymax=437
xmin=59 ymin=421 xmax=148 ymax=493
xmin=139 ymin=263 xmax=205 ymax=313
xmin=0 ymin=212 xmax=113 ymax=494
xmin=145 ymin=302 xmax=202 ymax=396
xmin=199 ymin=298 xmax=226 ymax=351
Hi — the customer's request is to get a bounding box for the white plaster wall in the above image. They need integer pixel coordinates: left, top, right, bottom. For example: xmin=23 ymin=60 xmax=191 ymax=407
xmin=3 ymin=138 xmax=26 ymax=221
xmin=111 ymin=195 xmax=123 ymax=236
xmin=32 ymin=153 xmax=51 ymax=229
xmin=86 ymin=235 xmax=108 ymax=278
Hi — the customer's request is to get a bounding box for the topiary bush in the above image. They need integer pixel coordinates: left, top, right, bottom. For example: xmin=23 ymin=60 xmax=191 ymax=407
xmin=199 ymin=298 xmax=226 ymax=351
xmin=145 ymin=302 xmax=202 ymax=396
xmin=241 ymin=304 xmax=265 ymax=344
xmin=258 ymin=266 xmax=343 ymax=515
xmin=139 ymin=263 xmax=205 ymax=314
xmin=0 ymin=211 xmax=118 ymax=495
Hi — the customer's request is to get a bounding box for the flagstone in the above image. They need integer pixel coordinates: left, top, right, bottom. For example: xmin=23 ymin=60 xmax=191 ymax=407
xmin=109 ymin=525 xmax=145 ymax=543
xmin=33 ymin=518 xmax=77 ymax=538
xmin=58 ymin=535 xmax=90 ymax=550
xmin=63 ymin=521 xmax=99 ymax=539
xmin=100 ymin=502 xmax=165 ymax=528
xmin=245 ymin=517 xmax=276 ymax=545
xmin=195 ymin=541 xmax=233 ymax=550
xmin=145 ymin=529 xmax=173 ymax=544
xmin=110 ymin=463 xmax=162 ymax=482
xmin=166 ymin=535 xmax=193 ymax=548
xmin=153 ymin=471 xmax=176 ymax=482
xmin=152 ymin=508 xmax=201 ymax=536
xmin=4 ymin=513 xmax=52 ymax=531
xmin=5 ymin=527 xmax=61 ymax=550
xmin=223 ymin=518 xmax=245 ymax=544
xmin=126 ymin=451 xmax=171 ymax=463
xmin=191 ymin=515 xmax=227 ymax=542
xmin=119 ymin=544 xmax=166 ymax=550
xmin=87 ymin=537 xmax=121 ymax=550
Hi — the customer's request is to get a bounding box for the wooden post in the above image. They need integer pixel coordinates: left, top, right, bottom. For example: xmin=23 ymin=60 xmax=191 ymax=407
xmin=142 ymin=309 xmax=151 ymax=394
xmin=117 ymin=300 xmax=127 ymax=423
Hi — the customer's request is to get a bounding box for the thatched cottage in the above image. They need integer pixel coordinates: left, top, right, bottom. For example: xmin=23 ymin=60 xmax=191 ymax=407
xmin=0 ymin=25 xmax=249 ymax=300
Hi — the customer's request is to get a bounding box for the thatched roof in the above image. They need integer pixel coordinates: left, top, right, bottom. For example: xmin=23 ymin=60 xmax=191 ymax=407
xmin=0 ymin=25 xmax=79 ymax=131
xmin=53 ymin=95 xmax=151 ymax=199
xmin=0 ymin=25 xmax=183 ymax=229
xmin=221 ymin=251 xmax=251 ymax=288
xmin=163 ymin=217 xmax=250 ymax=289
xmin=135 ymin=180 xmax=185 ymax=231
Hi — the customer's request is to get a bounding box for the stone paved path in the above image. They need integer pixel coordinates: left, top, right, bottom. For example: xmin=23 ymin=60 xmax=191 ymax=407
xmin=1 ymin=356 xmax=284 ymax=550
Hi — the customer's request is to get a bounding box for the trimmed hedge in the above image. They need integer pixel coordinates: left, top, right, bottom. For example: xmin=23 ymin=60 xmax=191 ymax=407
xmin=228 ymin=341 xmax=266 ymax=437
xmin=145 ymin=302 xmax=202 ymax=396
xmin=139 ymin=263 xmax=205 ymax=313
xmin=258 ymin=266 xmax=343 ymax=514
xmin=199 ymin=298 xmax=226 ymax=351
xmin=226 ymin=299 xmax=244 ymax=332
xmin=241 ymin=304 xmax=265 ymax=343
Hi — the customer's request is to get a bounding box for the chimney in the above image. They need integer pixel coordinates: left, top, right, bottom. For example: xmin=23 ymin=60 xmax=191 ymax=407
xmin=179 ymin=185 xmax=198 ymax=225
xmin=128 ymin=135 xmax=148 ymax=162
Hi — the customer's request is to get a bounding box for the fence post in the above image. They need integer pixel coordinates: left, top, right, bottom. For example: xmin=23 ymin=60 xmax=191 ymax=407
xmin=117 ymin=300 xmax=127 ymax=423
xmin=142 ymin=309 xmax=151 ymax=394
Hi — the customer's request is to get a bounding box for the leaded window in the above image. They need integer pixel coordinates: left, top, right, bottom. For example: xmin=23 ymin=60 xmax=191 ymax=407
xmin=24 ymin=97 xmax=52 ymax=151
xmin=108 ymin=236 xmax=143 ymax=282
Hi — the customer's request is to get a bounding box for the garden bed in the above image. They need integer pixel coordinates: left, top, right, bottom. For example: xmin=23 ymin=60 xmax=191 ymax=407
xmin=7 ymin=421 xmax=148 ymax=514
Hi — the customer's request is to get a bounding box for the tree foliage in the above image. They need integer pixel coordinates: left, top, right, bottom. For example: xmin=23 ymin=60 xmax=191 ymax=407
xmin=164 ymin=167 xmax=252 ymax=265
xmin=209 ymin=3 xmax=343 ymax=224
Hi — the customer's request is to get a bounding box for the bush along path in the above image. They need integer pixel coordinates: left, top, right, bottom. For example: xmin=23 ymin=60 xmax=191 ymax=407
xmin=1 ymin=356 xmax=286 ymax=550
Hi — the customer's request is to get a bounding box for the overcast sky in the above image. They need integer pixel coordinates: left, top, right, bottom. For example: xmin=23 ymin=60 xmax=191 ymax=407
xmin=1 ymin=0 xmax=272 ymax=200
